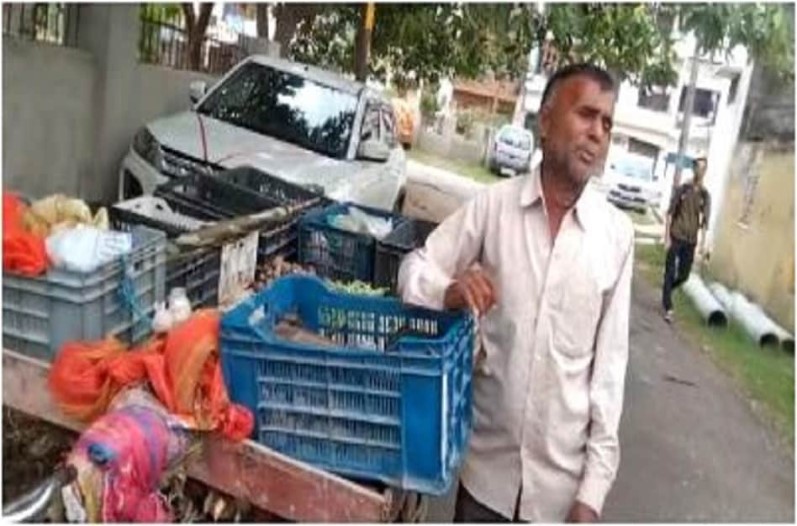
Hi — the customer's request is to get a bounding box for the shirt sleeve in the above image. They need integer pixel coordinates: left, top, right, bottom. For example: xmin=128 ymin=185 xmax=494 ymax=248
xmin=667 ymin=184 xmax=682 ymax=216
xmin=702 ymin=190 xmax=712 ymax=229
xmin=397 ymin=191 xmax=490 ymax=310
xmin=576 ymin=230 xmax=634 ymax=515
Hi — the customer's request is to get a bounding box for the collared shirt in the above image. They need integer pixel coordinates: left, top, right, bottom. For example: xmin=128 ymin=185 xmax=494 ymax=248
xmin=669 ymin=183 xmax=711 ymax=244
xmin=398 ymin=166 xmax=634 ymax=521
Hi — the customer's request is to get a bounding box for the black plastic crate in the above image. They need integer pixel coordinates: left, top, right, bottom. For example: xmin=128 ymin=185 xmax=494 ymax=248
xmin=110 ymin=197 xmax=221 ymax=308
xmin=374 ymin=218 xmax=438 ymax=294
xmin=215 ymin=166 xmax=331 ymax=260
xmin=154 ymin=172 xmax=314 ymax=262
xmin=154 ymin=172 xmax=280 ymax=221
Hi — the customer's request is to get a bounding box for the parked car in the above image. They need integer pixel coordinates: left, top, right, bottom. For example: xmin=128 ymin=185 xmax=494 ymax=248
xmin=602 ymin=153 xmax=662 ymax=213
xmin=487 ymin=124 xmax=534 ymax=176
xmin=119 ymin=55 xmax=407 ymax=211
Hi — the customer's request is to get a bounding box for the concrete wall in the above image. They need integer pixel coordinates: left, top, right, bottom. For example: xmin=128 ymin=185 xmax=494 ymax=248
xmin=2 ymin=39 xmax=95 ymax=199
xmin=415 ymin=116 xmax=492 ymax=166
xmin=709 ymin=142 xmax=795 ymax=331
xmin=3 ymin=5 xmax=223 ymax=204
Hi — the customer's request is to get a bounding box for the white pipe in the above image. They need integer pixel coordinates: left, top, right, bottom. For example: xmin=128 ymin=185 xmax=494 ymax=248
xmin=729 ymin=291 xmax=780 ymax=347
xmin=682 ymin=275 xmax=728 ymax=327
xmin=749 ymin=303 xmax=795 ymax=353
xmin=707 ymin=281 xmax=734 ymax=312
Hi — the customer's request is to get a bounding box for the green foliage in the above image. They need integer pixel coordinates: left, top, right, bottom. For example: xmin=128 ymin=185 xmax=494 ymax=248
xmin=284 ymin=3 xmax=793 ymax=92
xmin=419 ymin=88 xmax=440 ymax=120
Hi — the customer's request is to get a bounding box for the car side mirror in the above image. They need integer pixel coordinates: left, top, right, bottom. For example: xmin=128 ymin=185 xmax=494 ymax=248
xmin=357 ymin=139 xmax=390 ymax=162
xmin=189 ymin=80 xmax=208 ymax=104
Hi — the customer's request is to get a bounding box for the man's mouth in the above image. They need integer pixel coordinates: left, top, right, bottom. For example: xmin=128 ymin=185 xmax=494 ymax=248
xmin=577 ymin=149 xmax=596 ymax=164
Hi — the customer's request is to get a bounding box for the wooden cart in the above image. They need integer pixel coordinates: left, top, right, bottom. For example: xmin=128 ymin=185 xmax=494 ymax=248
xmin=3 ymin=350 xmax=426 ymax=523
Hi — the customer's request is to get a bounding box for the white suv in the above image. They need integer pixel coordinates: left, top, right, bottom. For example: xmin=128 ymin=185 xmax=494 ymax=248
xmin=119 ymin=55 xmax=407 ymax=211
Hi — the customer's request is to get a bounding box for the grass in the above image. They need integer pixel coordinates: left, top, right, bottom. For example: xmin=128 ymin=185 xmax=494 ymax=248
xmin=635 ymin=243 xmax=795 ymax=451
xmin=624 ymin=208 xmax=658 ymax=227
xmin=407 ymin=148 xmax=502 ymax=185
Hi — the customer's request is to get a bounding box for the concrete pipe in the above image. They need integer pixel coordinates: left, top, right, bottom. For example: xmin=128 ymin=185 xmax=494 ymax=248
xmin=729 ymin=291 xmax=780 ymax=348
xmin=707 ymin=282 xmax=734 ymax=312
xmin=749 ymin=303 xmax=795 ymax=353
xmin=682 ymin=275 xmax=728 ymax=327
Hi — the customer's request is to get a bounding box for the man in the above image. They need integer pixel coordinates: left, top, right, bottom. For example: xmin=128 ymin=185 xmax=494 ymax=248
xmin=662 ymin=157 xmax=711 ymax=323
xmin=398 ymin=64 xmax=633 ymax=522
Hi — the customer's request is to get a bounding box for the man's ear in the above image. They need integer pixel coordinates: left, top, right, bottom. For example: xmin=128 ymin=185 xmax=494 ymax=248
xmin=538 ymin=104 xmax=551 ymax=142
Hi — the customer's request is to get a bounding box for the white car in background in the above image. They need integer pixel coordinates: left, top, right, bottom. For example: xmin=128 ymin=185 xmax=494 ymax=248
xmin=119 ymin=55 xmax=407 ymax=211
xmin=600 ymin=153 xmax=662 ymax=213
xmin=487 ymin=124 xmax=535 ymax=176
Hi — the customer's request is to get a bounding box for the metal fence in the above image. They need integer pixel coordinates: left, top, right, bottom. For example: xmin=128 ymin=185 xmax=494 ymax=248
xmin=2 ymin=3 xmax=78 ymax=47
xmin=138 ymin=5 xmax=244 ymax=75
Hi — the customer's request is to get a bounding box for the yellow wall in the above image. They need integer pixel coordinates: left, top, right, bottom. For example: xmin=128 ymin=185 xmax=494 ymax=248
xmin=710 ymin=143 xmax=795 ymax=331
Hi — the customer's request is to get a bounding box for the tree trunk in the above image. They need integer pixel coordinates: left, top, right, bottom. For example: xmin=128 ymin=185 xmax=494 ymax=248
xmin=273 ymin=3 xmax=319 ymax=59
xmin=182 ymin=3 xmax=213 ymax=71
xmin=354 ymin=3 xmax=374 ymax=82
xmin=256 ymin=4 xmax=270 ymax=39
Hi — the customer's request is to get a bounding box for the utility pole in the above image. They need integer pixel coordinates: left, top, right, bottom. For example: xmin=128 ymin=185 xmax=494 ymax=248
xmin=354 ymin=3 xmax=375 ymax=82
xmin=673 ymin=45 xmax=700 ymax=189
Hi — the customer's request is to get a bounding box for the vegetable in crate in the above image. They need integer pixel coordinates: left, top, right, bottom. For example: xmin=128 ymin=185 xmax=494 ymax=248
xmin=327 ymin=279 xmax=388 ymax=297
xmin=253 ymin=255 xmax=315 ymax=291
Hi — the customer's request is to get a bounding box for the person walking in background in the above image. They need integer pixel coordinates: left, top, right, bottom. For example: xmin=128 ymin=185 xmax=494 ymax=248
xmin=662 ymin=157 xmax=712 ymax=323
xmin=399 ymin=63 xmax=633 ymax=522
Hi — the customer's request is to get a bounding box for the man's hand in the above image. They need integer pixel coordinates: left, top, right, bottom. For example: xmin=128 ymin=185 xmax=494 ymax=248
xmin=443 ymin=267 xmax=496 ymax=317
xmin=566 ymin=501 xmax=599 ymax=523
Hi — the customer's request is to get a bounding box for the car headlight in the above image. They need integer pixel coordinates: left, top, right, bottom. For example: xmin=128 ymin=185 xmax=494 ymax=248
xmin=132 ymin=127 xmax=163 ymax=170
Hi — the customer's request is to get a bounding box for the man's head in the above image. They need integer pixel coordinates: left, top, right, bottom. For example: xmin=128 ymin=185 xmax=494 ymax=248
xmin=538 ymin=63 xmax=618 ymax=188
xmin=693 ymin=157 xmax=707 ymax=185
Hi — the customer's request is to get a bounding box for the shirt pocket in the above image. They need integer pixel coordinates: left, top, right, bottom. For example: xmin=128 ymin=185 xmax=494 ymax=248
xmin=552 ymin=268 xmax=603 ymax=358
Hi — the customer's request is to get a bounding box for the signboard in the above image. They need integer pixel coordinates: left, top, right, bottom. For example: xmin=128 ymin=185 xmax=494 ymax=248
xmin=218 ymin=231 xmax=259 ymax=307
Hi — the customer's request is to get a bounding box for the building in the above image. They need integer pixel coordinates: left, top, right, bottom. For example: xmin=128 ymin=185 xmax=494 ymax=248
xmin=450 ymin=77 xmax=520 ymax=118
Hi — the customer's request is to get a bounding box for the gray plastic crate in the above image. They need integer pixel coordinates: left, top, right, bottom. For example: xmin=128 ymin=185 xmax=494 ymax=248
xmin=2 ymin=226 xmax=167 ymax=361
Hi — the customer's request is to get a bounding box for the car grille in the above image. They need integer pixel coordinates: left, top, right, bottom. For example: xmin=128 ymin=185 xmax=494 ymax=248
xmin=161 ymin=147 xmax=221 ymax=178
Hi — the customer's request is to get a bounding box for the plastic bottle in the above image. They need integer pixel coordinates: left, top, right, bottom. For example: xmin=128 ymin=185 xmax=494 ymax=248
xmin=168 ymin=287 xmax=192 ymax=324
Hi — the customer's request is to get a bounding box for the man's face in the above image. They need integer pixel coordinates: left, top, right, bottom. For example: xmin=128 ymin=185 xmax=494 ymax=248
xmin=539 ymin=76 xmax=616 ymax=187
xmin=694 ymin=159 xmax=707 ymax=183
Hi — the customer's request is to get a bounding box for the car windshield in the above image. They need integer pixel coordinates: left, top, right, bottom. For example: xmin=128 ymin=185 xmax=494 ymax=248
xmin=499 ymin=128 xmax=531 ymax=150
xmin=612 ymin=157 xmax=654 ymax=181
xmin=197 ymin=62 xmax=359 ymax=159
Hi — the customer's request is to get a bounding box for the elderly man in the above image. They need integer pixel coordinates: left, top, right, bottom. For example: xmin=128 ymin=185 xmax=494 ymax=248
xmin=398 ymin=64 xmax=633 ymax=522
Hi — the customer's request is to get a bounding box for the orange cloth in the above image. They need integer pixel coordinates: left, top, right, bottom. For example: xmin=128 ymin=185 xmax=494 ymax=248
xmin=3 ymin=192 xmax=48 ymax=275
xmin=48 ymin=309 xmax=253 ymax=441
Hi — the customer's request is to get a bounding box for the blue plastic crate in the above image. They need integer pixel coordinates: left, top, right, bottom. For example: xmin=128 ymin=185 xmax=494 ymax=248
xmin=220 ymin=275 xmax=473 ymax=494
xmin=298 ymin=203 xmax=406 ymax=283
xmin=2 ymin=226 xmax=166 ymax=361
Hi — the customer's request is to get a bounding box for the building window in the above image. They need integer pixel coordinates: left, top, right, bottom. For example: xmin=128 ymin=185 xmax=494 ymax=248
xmin=638 ymin=87 xmax=671 ymax=112
xmin=678 ymin=87 xmax=720 ymax=123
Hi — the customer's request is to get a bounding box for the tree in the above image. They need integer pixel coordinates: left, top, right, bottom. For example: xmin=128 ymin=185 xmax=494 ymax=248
xmin=283 ymin=3 xmax=793 ymax=92
xmin=181 ymin=3 xmax=214 ymax=71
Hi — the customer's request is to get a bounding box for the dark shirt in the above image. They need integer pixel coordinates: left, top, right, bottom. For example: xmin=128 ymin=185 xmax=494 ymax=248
xmin=669 ymin=183 xmax=711 ymax=244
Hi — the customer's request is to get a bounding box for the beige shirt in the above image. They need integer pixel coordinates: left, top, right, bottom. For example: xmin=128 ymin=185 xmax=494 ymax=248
xmin=398 ymin=166 xmax=634 ymax=521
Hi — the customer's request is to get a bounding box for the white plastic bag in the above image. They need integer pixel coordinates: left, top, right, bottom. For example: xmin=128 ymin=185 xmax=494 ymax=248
xmin=46 ymin=225 xmax=133 ymax=273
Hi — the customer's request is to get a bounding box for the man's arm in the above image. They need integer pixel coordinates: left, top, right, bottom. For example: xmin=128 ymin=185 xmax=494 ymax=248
xmin=664 ymin=185 xmax=681 ymax=250
xmin=398 ymin=192 xmax=490 ymax=310
xmin=698 ymin=190 xmax=712 ymax=259
xmin=574 ymin=233 xmax=634 ymax=518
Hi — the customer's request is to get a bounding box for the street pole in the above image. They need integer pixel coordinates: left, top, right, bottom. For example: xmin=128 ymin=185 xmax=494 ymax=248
xmin=354 ymin=2 xmax=375 ymax=82
xmin=674 ymin=47 xmax=700 ymax=190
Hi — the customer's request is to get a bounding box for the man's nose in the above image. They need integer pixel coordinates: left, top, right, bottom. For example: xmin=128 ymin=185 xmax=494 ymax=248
xmin=587 ymin=118 xmax=607 ymax=144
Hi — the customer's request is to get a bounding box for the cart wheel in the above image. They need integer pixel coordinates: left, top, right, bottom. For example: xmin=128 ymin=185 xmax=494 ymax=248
xmin=398 ymin=492 xmax=428 ymax=523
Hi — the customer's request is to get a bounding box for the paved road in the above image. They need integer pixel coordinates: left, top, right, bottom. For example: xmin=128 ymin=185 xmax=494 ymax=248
xmin=406 ymin=161 xmax=794 ymax=522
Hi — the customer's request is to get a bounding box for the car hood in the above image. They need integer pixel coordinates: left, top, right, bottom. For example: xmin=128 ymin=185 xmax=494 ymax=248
xmin=604 ymin=170 xmax=660 ymax=192
xmin=147 ymin=111 xmax=355 ymax=200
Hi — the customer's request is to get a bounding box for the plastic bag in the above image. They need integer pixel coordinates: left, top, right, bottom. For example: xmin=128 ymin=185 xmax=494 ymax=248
xmin=46 ymin=225 xmax=132 ymax=273
xmin=2 ymin=192 xmax=49 ymax=276
xmin=328 ymin=207 xmax=393 ymax=239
